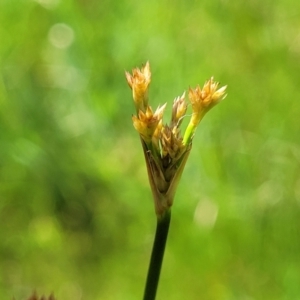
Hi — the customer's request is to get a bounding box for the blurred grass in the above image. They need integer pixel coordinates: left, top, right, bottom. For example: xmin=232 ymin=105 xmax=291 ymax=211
xmin=1 ymin=0 xmax=300 ymax=299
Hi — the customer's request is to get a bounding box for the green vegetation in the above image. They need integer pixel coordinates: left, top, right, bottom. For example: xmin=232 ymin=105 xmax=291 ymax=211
xmin=1 ymin=0 xmax=300 ymax=299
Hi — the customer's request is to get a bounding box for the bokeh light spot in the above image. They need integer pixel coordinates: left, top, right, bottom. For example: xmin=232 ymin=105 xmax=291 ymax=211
xmin=48 ymin=23 xmax=75 ymax=49
xmin=194 ymin=198 xmax=218 ymax=230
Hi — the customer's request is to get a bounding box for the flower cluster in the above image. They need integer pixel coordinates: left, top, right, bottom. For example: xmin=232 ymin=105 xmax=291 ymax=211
xmin=126 ymin=62 xmax=227 ymax=217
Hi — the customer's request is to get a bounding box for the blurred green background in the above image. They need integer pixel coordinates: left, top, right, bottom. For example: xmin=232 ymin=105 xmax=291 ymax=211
xmin=1 ymin=0 xmax=300 ymax=299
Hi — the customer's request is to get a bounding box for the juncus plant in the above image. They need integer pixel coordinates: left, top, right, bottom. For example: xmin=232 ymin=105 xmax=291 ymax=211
xmin=126 ymin=62 xmax=227 ymax=300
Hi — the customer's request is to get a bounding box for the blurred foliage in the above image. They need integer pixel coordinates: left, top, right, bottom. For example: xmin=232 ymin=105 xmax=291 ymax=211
xmin=1 ymin=0 xmax=300 ymax=299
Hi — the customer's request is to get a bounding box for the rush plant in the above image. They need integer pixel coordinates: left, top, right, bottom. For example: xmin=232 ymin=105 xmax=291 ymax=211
xmin=126 ymin=62 xmax=227 ymax=300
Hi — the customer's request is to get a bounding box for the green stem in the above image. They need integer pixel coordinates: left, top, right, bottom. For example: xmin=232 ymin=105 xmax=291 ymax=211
xmin=182 ymin=121 xmax=196 ymax=146
xmin=143 ymin=210 xmax=171 ymax=300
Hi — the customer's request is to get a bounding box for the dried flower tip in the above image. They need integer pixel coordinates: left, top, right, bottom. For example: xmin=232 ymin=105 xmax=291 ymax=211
xmin=125 ymin=61 xmax=151 ymax=112
xmin=171 ymin=92 xmax=187 ymax=127
xmin=201 ymin=77 xmax=227 ymax=105
xmin=212 ymin=85 xmax=227 ymax=101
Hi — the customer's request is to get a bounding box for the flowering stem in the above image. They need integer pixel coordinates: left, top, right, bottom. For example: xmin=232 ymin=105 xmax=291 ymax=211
xmin=182 ymin=121 xmax=196 ymax=146
xmin=143 ymin=209 xmax=171 ymax=300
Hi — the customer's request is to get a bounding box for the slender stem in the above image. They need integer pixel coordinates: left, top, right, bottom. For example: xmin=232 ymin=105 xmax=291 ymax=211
xmin=143 ymin=210 xmax=171 ymax=300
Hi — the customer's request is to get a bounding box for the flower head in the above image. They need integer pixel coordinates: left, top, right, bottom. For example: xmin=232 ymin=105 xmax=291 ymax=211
xmin=125 ymin=61 xmax=151 ymax=112
xmin=182 ymin=78 xmax=227 ymax=145
xmin=126 ymin=62 xmax=227 ymax=217
xmin=132 ymin=104 xmax=166 ymax=143
xmin=189 ymin=77 xmax=227 ymax=126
